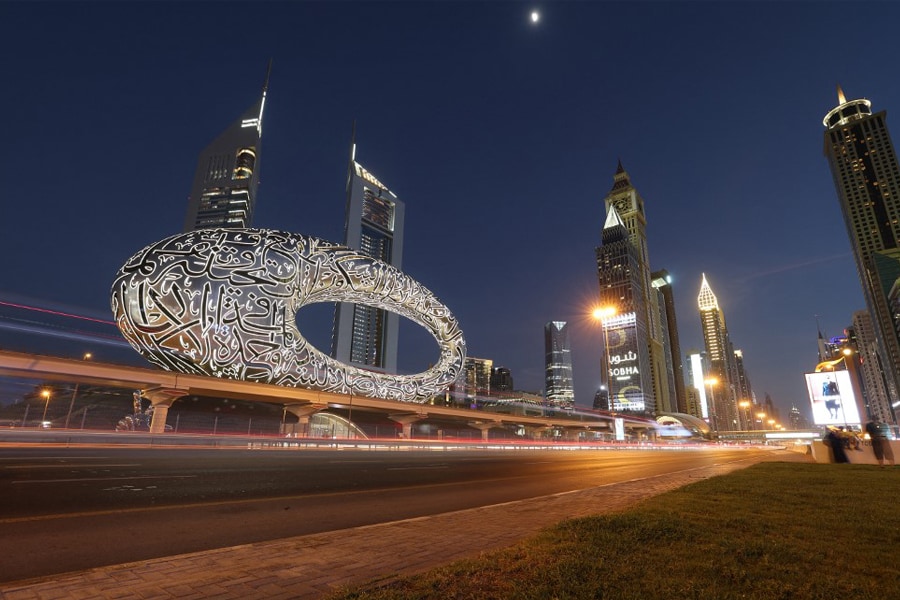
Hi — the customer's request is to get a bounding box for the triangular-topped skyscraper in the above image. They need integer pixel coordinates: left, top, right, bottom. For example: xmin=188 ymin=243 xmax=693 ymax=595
xmin=595 ymin=162 xmax=683 ymax=417
xmin=183 ymin=62 xmax=271 ymax=231
xmin=595 ymin=200 xmax=654 ymax=414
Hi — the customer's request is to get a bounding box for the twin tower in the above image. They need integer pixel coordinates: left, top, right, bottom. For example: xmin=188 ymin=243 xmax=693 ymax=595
xmin=181 ymin=68 xmax=404 ymax=378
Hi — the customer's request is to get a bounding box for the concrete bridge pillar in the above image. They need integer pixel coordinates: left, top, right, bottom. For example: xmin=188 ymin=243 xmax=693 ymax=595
xmin=389 ymin=412 xmax=427 ymax=439
xmin=468 ymin=420 xmax=501 ymax=442
xmin=524 ymin=426 xmax=551 ymax=440
xmin=142 ymin=387 xmax=189 ymax=434
xmin=283 ymin=403 xmax=327 ymax=437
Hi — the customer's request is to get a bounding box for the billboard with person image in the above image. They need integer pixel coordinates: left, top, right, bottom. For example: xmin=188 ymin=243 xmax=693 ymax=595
xmin=804 ymin=371 xmax=861 ymax=426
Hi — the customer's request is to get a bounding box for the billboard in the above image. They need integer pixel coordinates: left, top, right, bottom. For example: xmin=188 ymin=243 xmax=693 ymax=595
xmin=605 ymin=312 xmax=649 ymax=412
xmin=804 ymin=371 xmax=862 ymax=426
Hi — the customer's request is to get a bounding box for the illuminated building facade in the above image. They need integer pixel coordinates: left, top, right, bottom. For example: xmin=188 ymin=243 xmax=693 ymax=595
xmin=596 ymin=206 xmax=654 ymax=413
xmin=697 ymin=274 xmax=740 ymax=431
xmin=823 ymin=88 xmax=900 ymax=425
xmin=184 ymin=66 xmax=270 ymax=231
xmin=851 ymin=309 xmax=893 ymax=423
xmin=652 ymin=270 xmax=686 ymax=413
xmin=686 ymin=350 xmax=710 ymax=420
xmin=446 ymin=356 xmax=493 ymax=407
xmin=597 ymin=163 xmax=672 ymax=414
xmin=490 ymin=366 xmax=514 ymax=394
xmin=598 ymin=161 xmax=684 ymax=413
xmin=544 ymin=321 xmax=575 ymax=408
xmin=112 ymin=229 xmax=466 ymax=415
xmin=331 ymin=139 xmax=405 ymax=373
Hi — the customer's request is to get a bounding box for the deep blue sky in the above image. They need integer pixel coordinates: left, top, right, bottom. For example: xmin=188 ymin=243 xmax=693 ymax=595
xmin=2 ymin=1 xmax=897 ymax=420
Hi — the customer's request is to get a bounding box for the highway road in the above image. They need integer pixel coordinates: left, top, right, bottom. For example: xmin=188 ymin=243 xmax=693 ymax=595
xmin=0 ymin=444 xmax=773 ymax=583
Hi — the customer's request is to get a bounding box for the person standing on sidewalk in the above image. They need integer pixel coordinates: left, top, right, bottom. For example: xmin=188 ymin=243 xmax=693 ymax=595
xmin=865 ymin=421 xmax=895 ymax=467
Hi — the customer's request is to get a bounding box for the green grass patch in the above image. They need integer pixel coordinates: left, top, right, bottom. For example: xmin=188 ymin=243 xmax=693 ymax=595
xmin=330 ymin=462 xmax=900 ymax=600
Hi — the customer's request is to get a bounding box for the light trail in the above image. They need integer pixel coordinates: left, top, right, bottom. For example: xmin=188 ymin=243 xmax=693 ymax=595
xmin=0 ymin=321 xmax=131 ymax=348
xmin=0 ymin=300 xmax=116 ymax=326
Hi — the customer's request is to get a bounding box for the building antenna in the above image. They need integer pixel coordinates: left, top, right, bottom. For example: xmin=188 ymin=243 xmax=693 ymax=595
xmin=263 ymin=58 xmax=273 ymax=92
xmin=346 ymin=120 xmax=357 ymax=193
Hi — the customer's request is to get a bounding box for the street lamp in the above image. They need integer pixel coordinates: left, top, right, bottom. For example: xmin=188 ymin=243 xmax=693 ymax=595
xmin=65 ymin=352 xmax=92 ymax=429
xmin=756 ymin=411 xmax=767 ymax=430
xmin=40 ymin=389 xmax=52 ymax=426
xmin=738 ymin=400 xmax=751 ymax=431
xmin=592 ymin=306 xmax=617 ymax=410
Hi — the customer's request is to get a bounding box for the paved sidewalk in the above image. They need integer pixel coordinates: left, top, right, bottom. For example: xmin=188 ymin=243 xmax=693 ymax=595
xmin=0 ymin=450 xmax=810 ymax=600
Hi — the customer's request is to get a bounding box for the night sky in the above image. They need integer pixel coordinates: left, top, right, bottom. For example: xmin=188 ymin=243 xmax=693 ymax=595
xmin=3 ymin=1 xmax=898 ymax=420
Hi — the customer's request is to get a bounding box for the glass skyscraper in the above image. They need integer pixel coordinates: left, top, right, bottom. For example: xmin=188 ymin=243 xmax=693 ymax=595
xmin=596 ymin=163 xmax=674 ymax=414
xmin=183 ymin=65 xmax=269 ymax=232
xmin=544 ymin=321 xmax=575 ymax=408
xmin=596 ymin=206 xmax=654 ymax=413
xmin=697 ymin=273 xmax=740 ymax=431
xmin=331 ymin=138 xmax=405 ymax=373
xmin=823 ymin=87 xmax=900 ymax=426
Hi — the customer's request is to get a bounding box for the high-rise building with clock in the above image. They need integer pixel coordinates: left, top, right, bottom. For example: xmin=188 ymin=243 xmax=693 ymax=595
xmin=595 ymin=162 xmax=675 ymax=414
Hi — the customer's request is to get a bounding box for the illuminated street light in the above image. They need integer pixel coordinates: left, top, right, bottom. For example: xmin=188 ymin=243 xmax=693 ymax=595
xmin=65 ymin=352 xmax=93 ymax=429
xmin=40 ymin=389 xmax=52 ymax=425
xmin=738 ymin=400 xmax=752 ymax=432
xmin=592 ymin=306 xmax=617 ymax=321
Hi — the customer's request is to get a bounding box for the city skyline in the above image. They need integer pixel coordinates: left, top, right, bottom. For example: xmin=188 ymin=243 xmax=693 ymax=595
xmin=3 ymin=2 xmax=897 ymax=420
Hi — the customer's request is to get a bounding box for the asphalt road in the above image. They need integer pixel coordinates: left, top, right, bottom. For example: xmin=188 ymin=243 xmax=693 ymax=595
xmin=0 ymin=445 xmax=770 ymax=582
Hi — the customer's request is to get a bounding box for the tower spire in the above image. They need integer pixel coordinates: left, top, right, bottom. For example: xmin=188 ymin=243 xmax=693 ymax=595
xmin=345 ymin=120 xmax=357 ymax=193
xmin=837 ymin=84 xmax=846 ymax=105
xmin=698 ymin=273 xmax=719 ymax=311
xmin=263 ymin=58 xmax=273 ymax=93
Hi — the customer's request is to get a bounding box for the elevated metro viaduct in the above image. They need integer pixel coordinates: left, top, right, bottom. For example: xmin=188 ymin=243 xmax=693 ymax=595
xmin=0 ymin=350 xmax=655 ymax=441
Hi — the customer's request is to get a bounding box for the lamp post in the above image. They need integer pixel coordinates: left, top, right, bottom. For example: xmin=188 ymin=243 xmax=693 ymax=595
xmin=65 ymin=352 xmax=92 ymax=429
xmin=40 ymin=389 xmax=52 ymax=426
xmin=738 ymin=400 xmax=751 ymax=431
xmin=756 ymin=411 xmax=767 ymax=431
xmin=592 ymin=306 xmax=617 ymax=411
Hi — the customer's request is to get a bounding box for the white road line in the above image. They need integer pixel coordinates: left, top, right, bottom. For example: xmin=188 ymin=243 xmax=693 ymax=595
xmin=11 ymin=475 xmax=197 ymax=484
xmin=3 ymin=463 xmax=141 ymax=469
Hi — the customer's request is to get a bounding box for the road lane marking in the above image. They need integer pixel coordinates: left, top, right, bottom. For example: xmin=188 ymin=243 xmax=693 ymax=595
xmin=3 ymin=463 xmax=141 ymax=469
xmin=10 ymin=475 xmax=197 ymax=484
xmin=0 ymin=456 xmax=113 ymax=461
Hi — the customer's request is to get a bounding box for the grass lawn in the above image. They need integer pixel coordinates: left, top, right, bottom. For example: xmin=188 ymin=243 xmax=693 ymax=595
xmin=330 ymin=462 xmax=900 ymax=600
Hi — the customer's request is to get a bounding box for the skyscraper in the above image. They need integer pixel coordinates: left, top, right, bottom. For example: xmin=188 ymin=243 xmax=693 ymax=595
xmin=652 ymin=269 xmax=687 ymax=412
xmin=823 ymin=88 xmax=900 ymax=425
xmin=596 ymin=163 xmax=674 ymax=414
xmin=490 ymin=366 xmax=514 ymax=395
xmin=544 ymin=321 xmax=575 ymax=408
xmin=697 ymin=273 xmax=740 ymax=431
xmin=596 ymin=206 xmax=654 ymax=413
xmin=184 ymin=65 xmax=270 ymax=232
xmin=331 ymin=134 xmax=405 ymax=373
xmin=850 ymin=310 xmax=893 ymax=424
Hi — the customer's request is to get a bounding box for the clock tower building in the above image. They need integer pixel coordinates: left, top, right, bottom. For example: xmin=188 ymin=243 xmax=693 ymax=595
xmin=596 ymin=162 xmax=676 ymax=415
